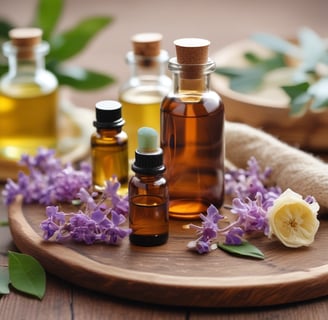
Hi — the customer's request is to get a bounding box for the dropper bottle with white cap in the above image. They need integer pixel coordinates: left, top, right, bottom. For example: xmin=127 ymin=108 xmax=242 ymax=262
xmin=128 ymin=127 xmax=169 ymax=246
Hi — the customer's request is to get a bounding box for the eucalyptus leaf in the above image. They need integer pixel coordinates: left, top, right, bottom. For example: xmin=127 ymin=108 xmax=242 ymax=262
xmin=8 ymin=251 xmax=46 ymax=299
xmin=298 ymin=27 xmax=326 ymax=72
xmin=217 ymin=241 xmax=265 ymax=259
xmin=308 ymin=77 xmax=328 ymax=110
xmin=0 ymin=266 xmax=10 ymax=295
xmin=51 ymin=65 xmax=115 ymax=90
xmin=251 ymin=32 xmax=301 ymax=58
xmin=33 ymin=0 xmax=63 ymax=40
xmin=216 ymin=53 xmax=286 ymax=93
xmin=281 ymin=82 xmax=311 ymax=116
xmin=48 ymin=16 xmax=113 ymax=61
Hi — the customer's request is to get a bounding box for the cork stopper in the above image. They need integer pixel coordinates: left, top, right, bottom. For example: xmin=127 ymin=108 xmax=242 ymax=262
xmin=174 ymin=38 xmax=210 ymax=65
xmin=10 ymin=28 xmax=42 ymax=47
xmin=9 ymin=28 xmax=43 ymax=59
xmin=132 ymin=33 xmax=162 ymax=57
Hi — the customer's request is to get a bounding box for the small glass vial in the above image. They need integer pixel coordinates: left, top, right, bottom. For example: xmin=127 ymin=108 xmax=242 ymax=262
xmin=91 ymin=100 xmax=129 ymax=193
xmin=0 ymin=28 xmax=58 ymax=161
xmin=161 ymin=38 xmax=225 ymax=220
xmin=119 ymin=33 xmax=172 ymax=160
xmin=129 ymin=127 xmax=169 ymax=246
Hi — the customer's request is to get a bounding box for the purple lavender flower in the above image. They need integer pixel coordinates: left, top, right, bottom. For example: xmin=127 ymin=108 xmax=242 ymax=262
xmin=225 ymin=156 xmax=281 ymax=201
xmin=187 ymin=205 xmax=224 ymax=254
xmin=225 ymin=227 xmax=244 ymax=245
xmin=39 ymin=180 xmax=131 ymax=246
xmin=2 ymin=148 xmax=92 ymax=205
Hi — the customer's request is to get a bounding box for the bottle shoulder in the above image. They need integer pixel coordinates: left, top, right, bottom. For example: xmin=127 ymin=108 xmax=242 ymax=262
xmin=161 ymin=90 xmax=224 ymax=115
xmin=0 ymin=69 xmax=58 ymax=97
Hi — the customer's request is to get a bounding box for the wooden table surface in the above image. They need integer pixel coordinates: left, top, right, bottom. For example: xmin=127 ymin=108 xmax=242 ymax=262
xmin=2 ymin=0 xmax=328 ymax=319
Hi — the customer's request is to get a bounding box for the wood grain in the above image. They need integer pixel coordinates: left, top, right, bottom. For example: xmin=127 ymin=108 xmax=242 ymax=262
xmin=7 ymin=197 xmax=328 ymax=308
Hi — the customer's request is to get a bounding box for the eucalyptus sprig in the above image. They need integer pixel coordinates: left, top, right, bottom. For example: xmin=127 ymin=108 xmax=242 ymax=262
xmin=0 ymin=0 xmax=115 ymax=90
xmin=215 ymin=27 xmax=328 ymax=116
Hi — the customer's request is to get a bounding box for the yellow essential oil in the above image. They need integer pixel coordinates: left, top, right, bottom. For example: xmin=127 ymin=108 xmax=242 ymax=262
xmin=0 ymin=28 xmax=58 ymax=161
xmin=119 ymin=33 xmax=171 ymax=160
xmin=91 ymin=100 xmax=129 ymax=193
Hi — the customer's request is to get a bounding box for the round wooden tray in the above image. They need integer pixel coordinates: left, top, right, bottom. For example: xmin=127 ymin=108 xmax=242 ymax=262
xmin=8 ymin=198 xmax=328 ymax=308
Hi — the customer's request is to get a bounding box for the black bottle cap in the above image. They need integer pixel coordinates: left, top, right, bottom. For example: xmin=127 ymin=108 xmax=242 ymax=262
xmin=93 ymin=100 xmax=125 ymax=129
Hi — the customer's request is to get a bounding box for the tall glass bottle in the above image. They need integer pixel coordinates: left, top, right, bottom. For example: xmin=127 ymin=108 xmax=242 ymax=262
xmin=119 ymin=33 xmax=172 ymax=160
xmin=0 ymin=28 xmax=58 ymax=161
xmin=91 ymin=100 xmax=129 ymax=193
xmin=161 ymin=38 xmax=225 ymax=220
xmin=129 ymin=127 xmax=169 ymax=246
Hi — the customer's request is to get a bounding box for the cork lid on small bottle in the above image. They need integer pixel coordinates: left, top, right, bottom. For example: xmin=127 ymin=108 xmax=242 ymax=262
xmin=9 ymin=28 xmax=43 ymax=59
xmin=132 ymin=33 xmax=163 ymax=57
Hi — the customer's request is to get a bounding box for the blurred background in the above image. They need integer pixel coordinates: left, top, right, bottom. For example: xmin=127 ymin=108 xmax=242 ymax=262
xmin=2 ymin=0 xmax=327 ymax=109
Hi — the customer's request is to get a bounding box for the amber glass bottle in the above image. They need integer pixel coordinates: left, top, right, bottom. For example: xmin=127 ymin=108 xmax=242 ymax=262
xmin=161 ymin=38 xmax=225 ymax=220
xmin=0 ymin=28 xmax=58 ymax=161
xmin=119 ymin=33 xmax=172 ymax=160
xmin=129 ymin=127 xmax=169 ymax=246
xmin=91 ymin=100 xmax=129 ymax=193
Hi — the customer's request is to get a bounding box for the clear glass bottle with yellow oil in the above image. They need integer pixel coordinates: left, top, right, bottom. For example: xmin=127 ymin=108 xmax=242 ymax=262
xmin=119 ymin=33 xmax=172 ymax=160
xmin=91 ymin=100 xmax=129 ymax=193
xmin=161 ymin=38 xmax=225 ymax=220
xmin=0 ymin=28 xmax=58 ymax=162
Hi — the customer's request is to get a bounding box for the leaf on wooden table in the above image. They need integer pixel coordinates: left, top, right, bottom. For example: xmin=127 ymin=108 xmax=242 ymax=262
xmin=0 ymin=266 xmax=10 ymax=295
xmin=8 ymin=251 xmax=46 ymax=299
xmin=217 ymin=241 xmax=265 ymax=259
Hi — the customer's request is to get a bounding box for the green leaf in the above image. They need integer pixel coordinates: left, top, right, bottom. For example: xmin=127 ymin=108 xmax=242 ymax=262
xmin=282 ymin=82 xmax=310 ymax=100
xmin=33 ymin=0 xmax=63 ymax=40
xmin=8 ymin=251 xmax=46 ymax=299
xmin=0 ymin=266 xmax=10 ymax=295
xmin=51 ymin=65 xmax=115 ymax=90
xmin=216 ymin=53 xmax=286 ymax=93
xmin=297 ymin=27 xmax=326 ymax=72
xmin=217 ymin=241 xmax=265 ymax=259
xmin=308 ymin=77 xmax=328 ymax=110
xmin=251 ymin=32 xmax=301 ymax=58
xmin=0 ymin=220 xmax=9 ymax=226
xmin=244 ymin=51 xmax=263 ymax=64
xmin=48 ymin=16 xmax=113 ymax=61
xmin=0 ymin=20 xmax=14 ymax=39
xmin=281 ymin=82 xmax=311 ymax=116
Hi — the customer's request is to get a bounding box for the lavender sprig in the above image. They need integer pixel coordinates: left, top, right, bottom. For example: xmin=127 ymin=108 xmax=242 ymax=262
xmin=2 ymin=148 xmax=92 ymax=205
xmin=40 ymin=180 xmax=131 ymax=245
xmin=187 ymin=157 xmax=282 ymax=254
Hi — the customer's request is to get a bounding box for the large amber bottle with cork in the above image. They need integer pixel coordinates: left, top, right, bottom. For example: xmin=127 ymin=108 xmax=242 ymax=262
xmin=0 ymin=28 xmax=58 ymax=161
xmin=119 ymin=33 xmax=172 ymax=160
xmin=161 ymin=38 xmax=225 ymax=220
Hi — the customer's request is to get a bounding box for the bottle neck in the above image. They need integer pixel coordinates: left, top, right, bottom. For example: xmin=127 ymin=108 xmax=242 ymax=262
xmin=3 ymin=41 xmax=48 ymax=77
xmin=96 ymin=127 xmax=122 ymax=136
xmin=126 ymin=49 xmax=169 ymax=80
xmin=169 ymin=58 xmax=215 ymax=93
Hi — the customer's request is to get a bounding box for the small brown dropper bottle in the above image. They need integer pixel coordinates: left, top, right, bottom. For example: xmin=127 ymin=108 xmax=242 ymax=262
xmin=91 ymin=100 xmax=129 ymax=193
xmin=129 ymin=127 xmax=169 ymax=246
xmin=161 ymin=38 xmax=225 ymax=220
